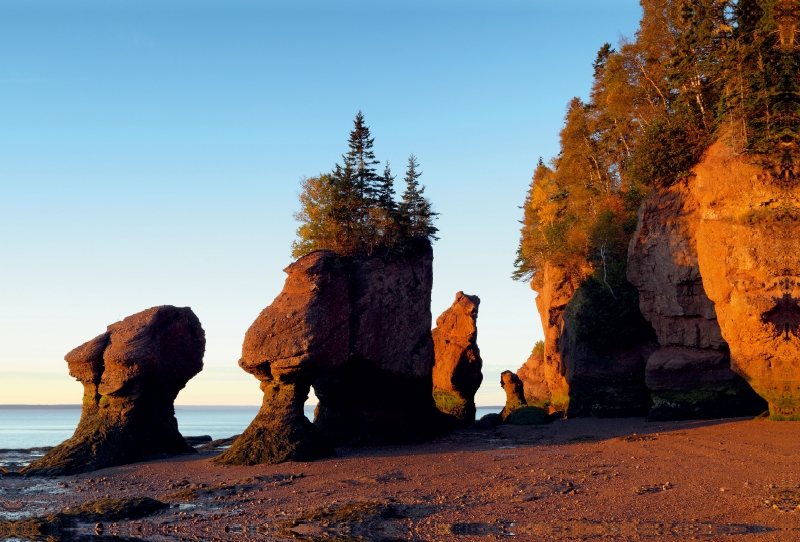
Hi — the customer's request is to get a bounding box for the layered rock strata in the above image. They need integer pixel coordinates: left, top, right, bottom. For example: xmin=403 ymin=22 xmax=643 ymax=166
xmin=691 ymin=139 xmax=800 ymax=419
xmin=628 ymin=179 xmax=766 ymax=420
xmin=432 ymin=292 xmax=483 ymax=426
xmin=22 ymin=306 xmax=205 ymax=475
xmin=216 ymin=252 xmax=350 ymax=465
xmin=313 ymin=243 xmax=444 ymax=446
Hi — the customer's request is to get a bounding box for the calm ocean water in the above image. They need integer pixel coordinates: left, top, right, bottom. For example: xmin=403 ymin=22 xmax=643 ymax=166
xmin=0 ymin=405 xmax=502 ymax=449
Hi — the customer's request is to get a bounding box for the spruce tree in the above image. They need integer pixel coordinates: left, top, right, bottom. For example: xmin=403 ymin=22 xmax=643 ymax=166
xmin=292 ymin=114 xmax=439 ymax=258
xmin=399 ymin=154 xmax=439 ymax=242
xmin=343 ymin=111 xmax=381 ymax=206
xmin=377 ymin=161 xmax=397 ymax=213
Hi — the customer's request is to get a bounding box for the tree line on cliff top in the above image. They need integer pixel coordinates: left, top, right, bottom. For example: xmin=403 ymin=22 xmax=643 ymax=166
xmin=292 ymin=112 xmax=438 ymax=259
xmin=513 ymin=0 xmax=800 ymax=349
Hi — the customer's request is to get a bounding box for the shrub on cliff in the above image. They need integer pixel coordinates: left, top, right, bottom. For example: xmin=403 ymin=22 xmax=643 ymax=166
xmin=292 ymin=112 xmax=438 ymax=258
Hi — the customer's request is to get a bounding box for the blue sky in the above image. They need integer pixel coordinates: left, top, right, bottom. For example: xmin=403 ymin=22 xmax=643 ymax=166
xmin=0 ymin=0 xmax=642 ymax=406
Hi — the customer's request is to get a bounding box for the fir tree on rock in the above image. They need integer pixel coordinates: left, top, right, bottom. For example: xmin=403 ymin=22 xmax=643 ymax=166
xmin=292 ymin=112 xmax=438 ymax=258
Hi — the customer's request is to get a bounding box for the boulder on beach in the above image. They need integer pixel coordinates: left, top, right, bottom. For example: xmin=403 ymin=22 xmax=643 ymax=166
xmin=215 ymin=251 xmax=350 ymax=466
xmin=21 ymin=306 xmax=205 ymax=476
xmin=432 ymin=291 xmax=483 ymax=426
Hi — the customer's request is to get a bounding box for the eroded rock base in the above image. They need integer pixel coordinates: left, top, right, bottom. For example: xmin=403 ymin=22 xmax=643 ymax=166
xmin=314 ymin=362 xmax=445 ymax=447
xmin=216 ymin=382 xmax=331 ymax=465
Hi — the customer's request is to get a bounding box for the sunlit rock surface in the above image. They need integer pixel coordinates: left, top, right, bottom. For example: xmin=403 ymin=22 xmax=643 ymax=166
xmin=215 ymin=251 xmax=350 ymax=465
xmin=692 ymin=139 xmax=800 ymax=419
xmin=628 ymin=179 xmax=766 ymax=420
xmin=432 ymin=292 xmax=483 ymax=426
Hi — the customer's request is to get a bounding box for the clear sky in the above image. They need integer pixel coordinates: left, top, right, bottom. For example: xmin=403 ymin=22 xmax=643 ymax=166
xmin=0 ymin=0 xmax=642 ymax=406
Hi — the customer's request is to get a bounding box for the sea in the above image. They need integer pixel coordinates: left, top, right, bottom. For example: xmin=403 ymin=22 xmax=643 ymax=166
xmin=0 ymin=405 xmax=503 ymax=450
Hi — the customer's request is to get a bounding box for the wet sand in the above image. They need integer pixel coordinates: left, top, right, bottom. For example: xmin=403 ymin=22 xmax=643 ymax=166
xmin=3 ymin=416 xmax=800 ymax=540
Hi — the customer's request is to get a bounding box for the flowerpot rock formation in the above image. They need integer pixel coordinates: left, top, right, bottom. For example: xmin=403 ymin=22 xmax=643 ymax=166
xmin=628 ymin=178 xmax=766 ymax=420
xmin=22 ymin=306 xmax=205 ymax=476
xmin=313 ymin=243 xmax=444 ymax=446
xmin=500 ymin=370 xmax=526 ymax=420
xmin=432 ymin=292 xmax=483 ymax=426
xmin=215 ymin=251 xmax=350 ymax=465
xmin=227 ymin=243 xmax=445 ymax=464
xmin=690 ymin=138 xmax=800 ymax=419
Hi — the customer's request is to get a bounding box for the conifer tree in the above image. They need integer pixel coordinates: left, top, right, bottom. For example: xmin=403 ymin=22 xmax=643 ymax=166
xmin=399 ymin=154 xmax=439 ymax=242
xmin=377 ymin=161 xmax=397 ymax=213
xmin=343 ymin=111 xmax=381 ymax=206
xmin=292 ymin=114 xmax=439 ymax=258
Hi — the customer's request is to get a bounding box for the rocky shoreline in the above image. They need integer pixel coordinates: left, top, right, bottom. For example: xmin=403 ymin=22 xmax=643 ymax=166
xmin=4 ymin=417 xmax=800 ymax=541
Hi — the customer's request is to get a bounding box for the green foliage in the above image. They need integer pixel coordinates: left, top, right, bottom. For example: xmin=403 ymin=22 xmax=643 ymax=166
xmin=566 ymin=276 xmax=655 ymax=353
xmin=433 ymin=391 xmax=467 ymax=417
xmin=512 ymin=0 xmax=800 ymax=353
xmin=292 ymin=113 xmax=438 ymax=258
xmin=532 ymin=340 xmax=544 ymax=356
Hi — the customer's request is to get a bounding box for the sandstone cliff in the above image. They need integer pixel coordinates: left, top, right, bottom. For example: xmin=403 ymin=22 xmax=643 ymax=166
xmin=628 ymin=178 xmax=766 ymax=420
xmin=432 ymin=292 xmax=483 ymax=426
xmin=23 ymin=306 xmax=205 ymax=475
xmin=520 ymin=261 xmax=657 ymax=418
xmin=690 ymin=138 xmax=800 ymax=419
xmin=522 ymin=264 xmax=578 ymax=412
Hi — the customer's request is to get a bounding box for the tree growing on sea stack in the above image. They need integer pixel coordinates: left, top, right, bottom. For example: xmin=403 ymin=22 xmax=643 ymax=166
xmin=291 ymin=112 xmax=438 ymax=258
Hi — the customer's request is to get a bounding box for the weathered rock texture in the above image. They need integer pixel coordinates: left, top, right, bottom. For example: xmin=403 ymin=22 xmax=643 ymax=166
xmin=558 ymin=306 xmax=656 ymax=418
xmin=500 ymin=371 xmax=526 ymax=420
xmin=22 ymin=306 xmax=205 ymax=475
xmin=432 ymin=292 xmax=483 ymax=426
xmin=690 ymin=138 xmax=800 ymax=419
xmin=519 ymin=263 xmax=658 ymax=418
xmin=628 ymin=179 xmax=766 ymax=420
xmin=216 ymin=252 xmax=350 ymax=465
xmin=524 ymin=264 xmax=580 ymax=412
xmin=516 ymin=350 xmax=550 ymax=407
xmin=313 ymin=243 xmax=444 ymax=446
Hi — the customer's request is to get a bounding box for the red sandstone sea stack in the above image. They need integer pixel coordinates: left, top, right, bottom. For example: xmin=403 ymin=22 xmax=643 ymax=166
xmin=432 ymin=292 xmax=483 ymax=426
xmin=22 ymin=306 xmax=205 ymax=476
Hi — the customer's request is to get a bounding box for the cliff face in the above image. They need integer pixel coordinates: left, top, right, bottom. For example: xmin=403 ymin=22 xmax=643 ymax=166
xmin=523 ymin=263 xmax=576 ymax=412
xmin=523 ymin=262 xmax=657 ymax=418
xmin=691 ymin=139 xmax=800 ymax=419
xmin=627 ymin=180 xmax=766 ymax=420
xmin=313 ymin=243 xmax=444 ymax=445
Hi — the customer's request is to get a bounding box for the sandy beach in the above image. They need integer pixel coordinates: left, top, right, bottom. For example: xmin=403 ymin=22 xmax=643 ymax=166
xmin=4 ymin=416 xmax=800 ymax=540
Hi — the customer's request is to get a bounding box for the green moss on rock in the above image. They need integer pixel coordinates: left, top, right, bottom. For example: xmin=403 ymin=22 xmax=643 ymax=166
xmin=504 ymin=406 xmax=550 ymax=425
